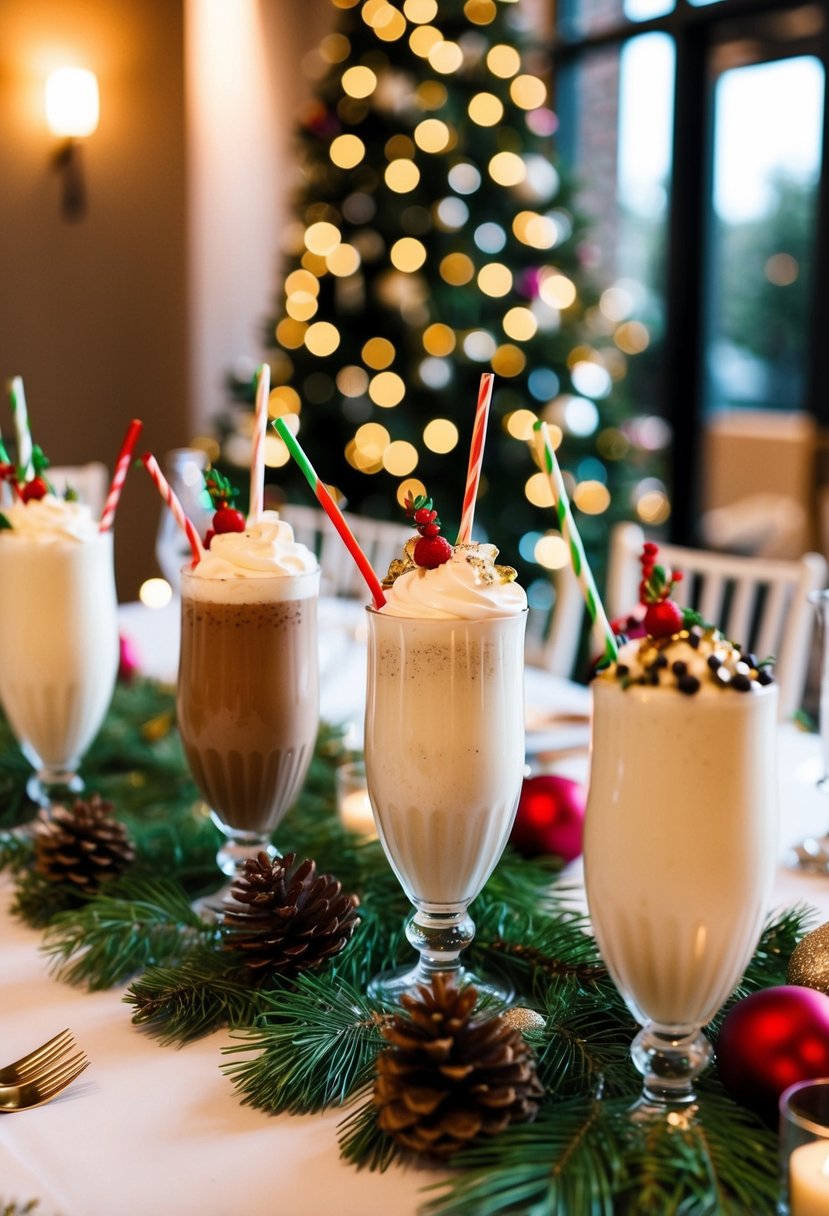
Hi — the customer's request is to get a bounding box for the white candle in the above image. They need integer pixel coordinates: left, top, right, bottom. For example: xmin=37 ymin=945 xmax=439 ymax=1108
xmin=339 ymin=788 xmax=377 ymax=839
xmin=790 ymin=1141 xmax=829 ymax=1216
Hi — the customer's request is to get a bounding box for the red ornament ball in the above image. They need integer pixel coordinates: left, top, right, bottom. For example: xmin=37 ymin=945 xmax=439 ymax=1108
xmin=118 ymin=634 xmax=141 ymax=683
xmin=717 ymin=986 xmax=829 ymax=1124
xmin=509 ymin=774 xmax=585 ymax=862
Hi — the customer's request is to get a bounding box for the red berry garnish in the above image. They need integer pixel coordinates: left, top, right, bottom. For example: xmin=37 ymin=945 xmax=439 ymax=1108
xmin=413 ymin=507 xmax=434 ymax=525
xmin=644 ymin=599 xmax=684 ymax=639
xmin=212 ymin=505 xmax=246 ymax=535
xmin=21 ymin=476 xmax=48 ymax=502
xmin=421 ymin=522 xmax=440 ymax=538
xmin=414 ymin=535 xmax=453 ymax=569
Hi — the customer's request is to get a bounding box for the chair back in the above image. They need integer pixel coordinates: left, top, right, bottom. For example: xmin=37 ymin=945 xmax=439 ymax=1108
xmin=279 ymin=503 xmax=411 ymax=598
xmin=526 ymin=563 xmax=588 ymax=679
xmin=47 ymin=463 xmax=109 ymax=518
xmin=606 ymin=522 xmax=827 ymax=719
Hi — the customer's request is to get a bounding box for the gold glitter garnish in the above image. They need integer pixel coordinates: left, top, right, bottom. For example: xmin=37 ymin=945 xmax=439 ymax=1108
xmin=501 ymin=1006 xmax=546 ymax=1033
xmin=787 ymin=922 xmax=829 ymax=995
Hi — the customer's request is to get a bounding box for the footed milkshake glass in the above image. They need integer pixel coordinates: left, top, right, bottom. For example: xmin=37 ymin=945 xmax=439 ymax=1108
xmin=177 ymin=565 xmax=320 ymax=908
xmin=0 ymin=529 xmax=119 ymax=809
xmin=364 ymin=608 xmax=527 ymax=1006
xmin=584 ymin=679 xmax=779 ymax=1112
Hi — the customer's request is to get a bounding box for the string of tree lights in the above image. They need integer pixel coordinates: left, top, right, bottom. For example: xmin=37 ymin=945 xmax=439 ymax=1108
xmin=221 ymin=0 xmax=672 ymax=602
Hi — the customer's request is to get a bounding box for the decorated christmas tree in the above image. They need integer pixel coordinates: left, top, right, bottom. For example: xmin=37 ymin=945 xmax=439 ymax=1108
xmin=224 ymin=0 xmax=664 ymax=599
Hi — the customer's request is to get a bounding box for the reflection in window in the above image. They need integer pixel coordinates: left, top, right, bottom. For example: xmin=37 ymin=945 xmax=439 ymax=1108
xmin=705 ymin=56 xmax=824 ymax=413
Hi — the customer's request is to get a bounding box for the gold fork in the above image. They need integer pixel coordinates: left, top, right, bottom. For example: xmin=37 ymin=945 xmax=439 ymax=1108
xmin=0 ymin=1049 xmax=89 ymax=1112
xmin=0 ymin=1028 xmax=78 ymax=1085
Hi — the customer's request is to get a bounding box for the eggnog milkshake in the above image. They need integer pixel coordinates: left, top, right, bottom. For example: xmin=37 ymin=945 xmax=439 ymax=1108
xmin=585 ymin=616 xmax=778 ymax=1107
xmin=176 ymin=513 xmax=319 ymax=886
xmin=0 ymin=496 xmax=119 ymax=806
xmin=364 ymin=517 xmax=527 ymax=1003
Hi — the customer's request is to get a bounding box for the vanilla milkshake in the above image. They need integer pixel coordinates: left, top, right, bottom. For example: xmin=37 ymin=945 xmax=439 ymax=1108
xmin=584 ymin=623 xmax=778 ymax=1104
xmin=176 ymin=513 xmax=319 ymax=881
xmin=0 ymin=497 xmax=119 ymax=805
xmin=364 ymin=529 xmax=526 ymax=1002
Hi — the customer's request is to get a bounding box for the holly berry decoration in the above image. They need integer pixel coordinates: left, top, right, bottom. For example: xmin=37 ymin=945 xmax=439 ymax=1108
xmin=509 ymin=774 xmax=586 ymax=862
xmin=640 ymin=541 xmax=684 ymax=639
xmin=19 ymin=445 xmax=52 ymax=502
xmin=204 ymin=467 xmax=245 ymax=548
xmin=716 ymin=985 xmax=829 ymax=1125
xmin=405 ymin=492 xmax=453 ymax=570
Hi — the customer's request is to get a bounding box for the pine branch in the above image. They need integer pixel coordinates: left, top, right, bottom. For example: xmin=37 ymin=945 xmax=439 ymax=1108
xmin=41 ymin=875 xmax=212 ymax=989
xmin=338 ymin=1087 xmax=400 ymax=1173
xmin=223 ymin=971 xmax=386 ymax=1113
xmin=0 ymin=827 xmax=34 ymax=873
xmin=125 ymin=946 xmax=270 ymax=1045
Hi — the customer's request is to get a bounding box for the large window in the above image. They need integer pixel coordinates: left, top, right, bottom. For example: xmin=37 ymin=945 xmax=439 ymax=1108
xmin=553 ymin=0 xmax=827 ymax=543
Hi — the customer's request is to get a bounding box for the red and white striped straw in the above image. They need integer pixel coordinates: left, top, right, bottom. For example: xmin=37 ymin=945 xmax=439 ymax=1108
xmin=248 ymin=362 xmax=270 ymax=524
xmin=140 ymin=452 xmax=204 ymax=566
xmin=99 ymin=418 xmax=143 ymax=532
xmin=455 ymin=372 xmax=494 ymax=545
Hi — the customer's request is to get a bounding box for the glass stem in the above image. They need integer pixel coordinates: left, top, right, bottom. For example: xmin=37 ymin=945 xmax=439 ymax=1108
xmin=630 ymin=1023 xmax=713 ymax=1108
xmin=27 ymin=767 xmax=84 ymax=809
xmin=405 ymin=906 xmax=475 ymax=985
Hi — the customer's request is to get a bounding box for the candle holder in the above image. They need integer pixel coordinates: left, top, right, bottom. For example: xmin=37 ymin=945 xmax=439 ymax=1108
xmin=336 ymin=759 xmax=377 ymax=840
xmin=779 ymin=1077 xmax=829 ymax=1215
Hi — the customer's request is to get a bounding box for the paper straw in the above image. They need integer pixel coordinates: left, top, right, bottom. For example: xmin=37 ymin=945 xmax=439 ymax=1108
xmin=533 ymin=420 xmax=618 ymax=664
xmin=8 ymin=376 xmax=33 ymax=479
xmin=0 ymin=421 xmax=10 ymax=465
xmin=99 ymin=418 xmax=143 ymax=532
xmin=456 ymin=372 xmax=494 ymax=544
xmin=140 ymin=452 xmax=204 ymax=566
xmin=272 ymin=418 xmax=386 ymax=609
xmin=248 ymin=362 xmax=270 ymax=524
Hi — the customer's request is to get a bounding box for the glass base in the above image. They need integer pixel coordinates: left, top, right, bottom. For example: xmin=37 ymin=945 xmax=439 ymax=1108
xmin=26 ymin=768 xmax=84 ymax=810
xmin=194 ymin=822 xmax=279 ymax=921
xmin=630 ymin=1023 xmax=712 ymax=1108
xmin=368 ymin=903 xmax=513 ymax=1010
xmin=368 ymin=960 xmax=513 ymax=1010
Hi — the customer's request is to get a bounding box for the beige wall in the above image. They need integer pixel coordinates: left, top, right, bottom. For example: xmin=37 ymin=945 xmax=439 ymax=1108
xmin=0 ymin=0 xmax=189 ymax=599
xmin=0 ymin=0 xmax=333 ymax=599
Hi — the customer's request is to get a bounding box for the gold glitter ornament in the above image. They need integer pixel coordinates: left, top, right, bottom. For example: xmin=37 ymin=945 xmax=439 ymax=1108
xmin=787 ymin=922 xmax=829 ymax=995
xmin=501 ymin=1007 xmax=546 ymax=1033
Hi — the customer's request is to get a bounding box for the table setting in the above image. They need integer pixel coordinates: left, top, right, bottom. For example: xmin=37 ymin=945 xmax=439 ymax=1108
xmin=3 ymin=374 xmax=829 ymax=1216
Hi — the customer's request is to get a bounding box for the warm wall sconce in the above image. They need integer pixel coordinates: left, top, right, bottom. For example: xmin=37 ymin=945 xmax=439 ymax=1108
xmin=45 ymin=67 xmax=99 ymax=222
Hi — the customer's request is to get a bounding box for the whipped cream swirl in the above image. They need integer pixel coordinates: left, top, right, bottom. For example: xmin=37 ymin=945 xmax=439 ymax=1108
xmin=1 ymin=495 xmax=100 ymax=543
xmin=192 ymin=512 xmax=317 ymax=580
xmin=381 ymin=543 xmax=527 ymax=620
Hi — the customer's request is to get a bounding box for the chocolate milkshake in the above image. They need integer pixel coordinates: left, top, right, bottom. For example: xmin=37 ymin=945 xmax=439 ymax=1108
xmin=176 ymin=513 xmax=319 ymax=881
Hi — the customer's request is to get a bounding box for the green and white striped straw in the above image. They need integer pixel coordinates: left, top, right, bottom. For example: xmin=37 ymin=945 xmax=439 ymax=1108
xmin=533 ymin=419 xmax=618 ymax=664
xmin=8 ymin=376 xmax=33 ymax=479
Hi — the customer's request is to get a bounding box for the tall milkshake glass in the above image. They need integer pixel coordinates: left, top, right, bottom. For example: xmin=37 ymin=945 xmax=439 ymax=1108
xmin=363 ymin=541 xmax=527 ymax=1006
xmin=0 ymin=501 xmax=119 ymax=809
xmin=584 ymin=629 xmax=779 ymax=1112
xmin=176 ymin=515 xmax=319 ymax=903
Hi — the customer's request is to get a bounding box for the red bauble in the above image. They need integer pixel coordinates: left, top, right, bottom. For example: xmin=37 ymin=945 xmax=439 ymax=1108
xmin=717 ymin=986 xmax=829 ymax=1123
xmin=118 ymin=634 xmax=141 ymax=683
xmin=509 ymin=774 xmax=585 ymax=862
xmin=644 ymin=599 xmax=684 ymax=638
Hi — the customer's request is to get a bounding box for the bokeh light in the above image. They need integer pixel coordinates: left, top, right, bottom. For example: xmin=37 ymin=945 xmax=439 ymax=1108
xmin=423 ymin=418 xmax=459 ymax=452
xmin=369 ymin=370 xmax=406 ymax=407
xmin=468 ymin=92 xmax=504 ymax=126
xmin=342 ymin=65 xmax=377 ymax=98
xmin=330 ymin=134 xmax=366 ymax=169
xmin=362 ymin=337 xmax=396 ymax=368
xmin=383 ymin=440 xmax=419 ymax=475
xmin=385 ymin=159 xmax=421 ymax=193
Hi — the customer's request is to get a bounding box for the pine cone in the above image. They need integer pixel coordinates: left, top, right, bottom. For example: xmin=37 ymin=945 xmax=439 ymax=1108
xmin=221 ymin=851 xmax=360 ymax=976
xmin=34 ymin=795 xmax=136 ymax=890
xmin=374 ymin=973 xmax=544 ymax=1158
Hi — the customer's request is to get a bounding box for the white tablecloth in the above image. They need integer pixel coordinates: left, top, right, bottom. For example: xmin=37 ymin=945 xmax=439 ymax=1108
xmin=2 ymin=606 xmax=829 ymax=1215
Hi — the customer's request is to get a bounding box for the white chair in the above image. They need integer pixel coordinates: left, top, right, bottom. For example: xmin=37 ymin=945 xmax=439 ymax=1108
xmin=278 ymin=503 xmax=412 ymax=598
xmin=525 ymin=563 xmax=587 ymax=679
xmin=48 ymin=462 xmax=109 ymax=517
xmin=606 ymin=522 xmax=828 ymax=719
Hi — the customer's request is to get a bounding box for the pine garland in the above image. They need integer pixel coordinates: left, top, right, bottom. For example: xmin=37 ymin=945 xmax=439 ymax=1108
xmin=0 ymin=682 xmax=816 ymax=1214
